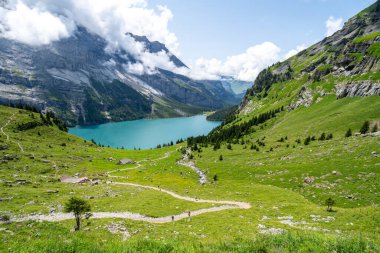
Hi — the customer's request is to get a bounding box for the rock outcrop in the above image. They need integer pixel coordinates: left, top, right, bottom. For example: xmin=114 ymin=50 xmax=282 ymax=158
xmin=336 ymin=82 xmax=380 ymax=98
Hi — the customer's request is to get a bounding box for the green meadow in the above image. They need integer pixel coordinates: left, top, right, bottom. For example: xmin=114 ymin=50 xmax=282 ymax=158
xmin=1 ymin=90 xmax=379 ymax=253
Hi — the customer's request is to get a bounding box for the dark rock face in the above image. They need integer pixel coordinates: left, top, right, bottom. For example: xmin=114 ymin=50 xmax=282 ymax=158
xmin=0 ymin=27 xmax=238 ymax=126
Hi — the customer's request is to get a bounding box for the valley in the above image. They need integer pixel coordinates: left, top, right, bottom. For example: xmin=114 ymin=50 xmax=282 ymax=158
xmin=0 ymin=1 xmax=379 ymax=252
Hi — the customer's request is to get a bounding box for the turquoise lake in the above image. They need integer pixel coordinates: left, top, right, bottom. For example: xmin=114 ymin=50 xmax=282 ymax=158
xmin=69 ymin=115 xmax=221 ymax=150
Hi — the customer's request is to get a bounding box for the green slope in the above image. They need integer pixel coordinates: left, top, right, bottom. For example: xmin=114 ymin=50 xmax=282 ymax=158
xmin=1 ymin=2 xmax=380 ymax=252
xmin=1 ymin=103 xmax=379 ymax=252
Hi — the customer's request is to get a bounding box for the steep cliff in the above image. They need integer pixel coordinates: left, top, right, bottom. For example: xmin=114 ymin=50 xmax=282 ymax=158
xmin=0 ymin=27 xmax=239 ymax=125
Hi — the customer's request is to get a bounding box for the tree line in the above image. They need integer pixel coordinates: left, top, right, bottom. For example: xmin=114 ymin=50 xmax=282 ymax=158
xmin=188 ymin=107 xmax=284 ymax=147
xmin=8 ymin=102 xmax=68 ymax=132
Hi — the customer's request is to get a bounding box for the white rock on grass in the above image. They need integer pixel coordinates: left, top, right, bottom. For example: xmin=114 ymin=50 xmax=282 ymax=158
xmin=259 ymin=228 xmax=287 ymax=235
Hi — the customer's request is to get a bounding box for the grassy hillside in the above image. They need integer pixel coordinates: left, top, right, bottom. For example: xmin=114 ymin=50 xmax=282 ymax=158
xmin=0 ymin=94 xmax=379 ymax=253
xmin=1 ymin=2 xmax=380 ymax=253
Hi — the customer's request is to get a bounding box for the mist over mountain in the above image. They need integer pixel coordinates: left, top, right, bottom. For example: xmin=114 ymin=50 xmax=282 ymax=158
xmin=0 ymin=26 xmax=244 ymax=125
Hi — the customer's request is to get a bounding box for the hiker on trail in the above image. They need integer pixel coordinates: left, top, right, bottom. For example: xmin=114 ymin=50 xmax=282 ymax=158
xmin=188 ymin=211 xmax=191 ymax=217
xmin=171 ymin=215 xmax=174 ymax=221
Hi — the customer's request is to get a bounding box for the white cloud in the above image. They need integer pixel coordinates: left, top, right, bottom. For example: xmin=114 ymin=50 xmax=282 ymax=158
xmin=284 ymin=44 xmax=307 ymax=59
xmin=125 ymin=62 xmax=146 ymax=75
xmin=0 ymin=0 xmax=180 ymax=75
xmin=191 ymin=42 xmax=281 ymax=82
xmin=0 ymin=0 xmax=310 ymax=83
xmin=0 ymin=1 xmax=74 ymax=45
xmin=325 ymin=16 xmax=343 ymax=37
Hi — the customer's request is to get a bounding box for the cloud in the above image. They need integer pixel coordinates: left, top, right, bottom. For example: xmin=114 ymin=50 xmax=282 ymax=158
xmin=0 ymin=1 xmax=309 ymax=83
xmin=0 ymin=0 xmax=180 ymax=73
xmin=188 ymin=42 xmax=314 ymax=81
xmin=284 ymin=44 xmax=307 ymax=59
xmin=190 ymin=42 xmax=281 ymax=82
xmin=0 ymin=1 xmax=74 ymax=45
xmin=325 ymin=16 xmax=343 ymax=37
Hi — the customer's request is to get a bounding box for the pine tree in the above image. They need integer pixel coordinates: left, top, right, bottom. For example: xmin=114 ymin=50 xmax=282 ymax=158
xmin=319 ymin=133 xmax=326 ymax=141
xmin=304 ymin=136 xmax=311 ymax=145
xmin=345 ymin=128 xmax=352 ymax=138
xmin=360 ymin=121 xmax=370 ymax=134
xmin=219 ymin=154 xmax=223 ymax=161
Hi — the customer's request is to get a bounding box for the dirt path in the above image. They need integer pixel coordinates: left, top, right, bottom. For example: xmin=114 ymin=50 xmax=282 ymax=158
xmin=107 ymin=151 xmax=173 ymax=176
xmin=0 ymin=113 xmax=14 ymax=141
xmin=9 ymin=149 xmax=250 ymax=223
xmin=13 ymin=181 xmax=250 ymax=224
xmin=0 ymin=113 xmax=24 ymax=152
xmin=177 ymin=148 xmax=207 ymax=184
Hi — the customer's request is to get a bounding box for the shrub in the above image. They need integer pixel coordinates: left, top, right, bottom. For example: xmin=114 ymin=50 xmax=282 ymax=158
xmin=345 ymin=128 xmax=352 ymax=137
xmin=304 ymin=136 xmax=311 ymax=145
xmin=213 ymin=143 xmax=220 ymax=151
xmin=0 ymin=214 xmax=11 ymax=222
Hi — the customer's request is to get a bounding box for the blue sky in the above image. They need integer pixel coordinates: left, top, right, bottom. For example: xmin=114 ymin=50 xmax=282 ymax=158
xmin=0 ymin=0 xmax=376 ymax=81
xmin=148 ymin=0 xmax=376 ymax=65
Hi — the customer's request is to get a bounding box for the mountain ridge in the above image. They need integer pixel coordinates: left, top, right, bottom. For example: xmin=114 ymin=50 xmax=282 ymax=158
xmin=0 ymin=26 xmax=240 ymax=126
xmin=240 ymin=0 xmax=379 ymax=114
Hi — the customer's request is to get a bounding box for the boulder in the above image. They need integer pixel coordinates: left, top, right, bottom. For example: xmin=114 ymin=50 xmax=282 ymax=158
xmin=117 ymin=158 xmax=136 ymax=165
xmin=303 ymin=176 xmax=315 ymax=185
xmin=60 ymin=176 xmax=89 ymax=184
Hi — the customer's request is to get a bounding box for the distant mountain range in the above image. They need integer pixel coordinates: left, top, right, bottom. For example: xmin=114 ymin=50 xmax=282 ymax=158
xmin=0 ymin=27 xmax=247 ymax=126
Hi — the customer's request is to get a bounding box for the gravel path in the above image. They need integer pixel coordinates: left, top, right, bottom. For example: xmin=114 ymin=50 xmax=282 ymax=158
xmin=0 ymin=113 xmax=24 ymax=152
xmin=0 ymin=113 xmax=14 ymax=141
xmin=9 ymin=147 xmax=250 ymax=223
xmin=12 ymin=181 xmax=251 ymax=223
xmin=177 ymin=149 xmax=207 ymax=184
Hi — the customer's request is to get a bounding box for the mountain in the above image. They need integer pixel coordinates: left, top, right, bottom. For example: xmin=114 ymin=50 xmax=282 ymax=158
xmin=0 ymin=27 xmax=239 ymax=126
xmin=220 ymin=76 xmax=252 ymax=98
xmin=187 ymin=0 xmax=380 ymax=211
xmin=241 ymin=1 xmax=379 ymax=113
